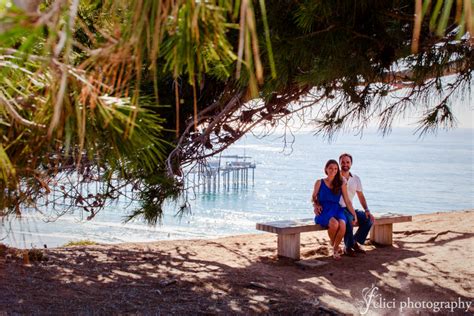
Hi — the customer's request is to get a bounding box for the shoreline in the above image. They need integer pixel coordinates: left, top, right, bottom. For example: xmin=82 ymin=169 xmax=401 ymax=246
xmin=1 ymin=209 xmax=473 ymax=314
xmin=2 ymin=208 xmax=473 ymax=250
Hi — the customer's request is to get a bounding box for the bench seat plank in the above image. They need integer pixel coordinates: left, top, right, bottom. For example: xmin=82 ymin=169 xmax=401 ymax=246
xmin=256 ymin=219 xmax=325 ymax=235
xmin=256 ymin=214 xmax=412 ymax=234
xmin=371 ymin=214 xmax=412 ymax=225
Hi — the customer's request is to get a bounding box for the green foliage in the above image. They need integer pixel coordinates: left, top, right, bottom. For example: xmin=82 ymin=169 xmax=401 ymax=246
xmin=160 ymin=1 xmax=237 ymax=84
xmin=0 ymin=0 xmax=275 ymax=224
xmin=125 ymin=173 xmax=186 ymax=225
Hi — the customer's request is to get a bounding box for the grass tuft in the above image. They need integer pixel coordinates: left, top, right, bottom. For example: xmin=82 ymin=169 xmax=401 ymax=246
xmin=63 ymin=240 xmax=97 ymax=247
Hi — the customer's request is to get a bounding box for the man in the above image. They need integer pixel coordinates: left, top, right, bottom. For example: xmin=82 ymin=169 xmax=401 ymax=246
xmin=339 ymin=153 xmax=375 ymax=256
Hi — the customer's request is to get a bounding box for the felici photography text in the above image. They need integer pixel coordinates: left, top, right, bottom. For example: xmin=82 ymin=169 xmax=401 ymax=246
xmin=358 ymin=284 xmax=472 ymax=314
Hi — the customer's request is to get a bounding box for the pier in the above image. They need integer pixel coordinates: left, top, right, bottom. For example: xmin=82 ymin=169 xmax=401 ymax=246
xmin=187 ymin=155 xmax=256 ymax=193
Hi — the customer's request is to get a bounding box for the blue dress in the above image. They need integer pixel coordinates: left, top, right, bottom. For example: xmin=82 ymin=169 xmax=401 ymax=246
xmin=314 ymin=179 xmax=347 ymax=227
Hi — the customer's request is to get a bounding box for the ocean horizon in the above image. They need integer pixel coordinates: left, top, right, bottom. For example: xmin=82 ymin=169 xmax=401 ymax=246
xmin=1 ymin=127 xmax=473 ymax=248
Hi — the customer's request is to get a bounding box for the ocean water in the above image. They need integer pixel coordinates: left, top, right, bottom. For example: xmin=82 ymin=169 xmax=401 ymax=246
xmin=1 ymin=128 xmax=473 ymax=248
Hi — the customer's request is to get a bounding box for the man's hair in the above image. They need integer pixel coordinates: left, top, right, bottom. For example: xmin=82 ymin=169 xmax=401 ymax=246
xmin=339 ymin=153 xmax=353 ymax=163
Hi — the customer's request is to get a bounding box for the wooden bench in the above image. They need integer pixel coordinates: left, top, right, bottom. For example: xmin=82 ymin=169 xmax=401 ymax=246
xmin=256 ymin=214 xmax=412 ymax=260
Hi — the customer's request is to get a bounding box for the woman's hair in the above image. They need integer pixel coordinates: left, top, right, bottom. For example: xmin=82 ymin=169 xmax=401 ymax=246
xmin=324 ymin=159 xmax=343 ymax=195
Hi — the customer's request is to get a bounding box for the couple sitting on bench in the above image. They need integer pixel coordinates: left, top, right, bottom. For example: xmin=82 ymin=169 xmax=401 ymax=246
xmin=312 ymin=153 xmax=375 ymax=260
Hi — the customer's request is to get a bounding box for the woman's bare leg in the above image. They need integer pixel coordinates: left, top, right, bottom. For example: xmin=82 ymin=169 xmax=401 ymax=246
xmin=327 ymin=218 xmax=339 ymax=247
xmin=333 ymin=220 xmax=347 ymax=254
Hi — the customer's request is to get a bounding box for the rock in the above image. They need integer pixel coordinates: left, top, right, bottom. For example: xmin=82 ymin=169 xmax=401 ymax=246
xmin=247 ymin=281 xmax=275 ymax=291
xmin=295 ymin=259 xmax=328 ymax=269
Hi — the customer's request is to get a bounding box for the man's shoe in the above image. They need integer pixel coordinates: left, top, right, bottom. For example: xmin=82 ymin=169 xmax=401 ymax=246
xmin=344 ymin=248 xmax=356 ymax=257
xmin=354 ymin=243 xmax=366 ymax=254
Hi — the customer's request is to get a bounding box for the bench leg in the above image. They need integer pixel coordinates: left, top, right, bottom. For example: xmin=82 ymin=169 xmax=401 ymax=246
xmin=277 ymin=233 xmax=300 ymax=260
xmin=370 ymin=223 xmax=393 ymax=245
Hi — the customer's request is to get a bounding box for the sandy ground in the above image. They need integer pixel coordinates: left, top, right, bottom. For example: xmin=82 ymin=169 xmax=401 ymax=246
xmin=1 ymin=210 xmax=473 ymax=315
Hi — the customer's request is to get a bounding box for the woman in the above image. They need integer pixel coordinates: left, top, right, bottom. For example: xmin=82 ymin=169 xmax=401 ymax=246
xmin=311 ymin=159 xmax=357 ymax=259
